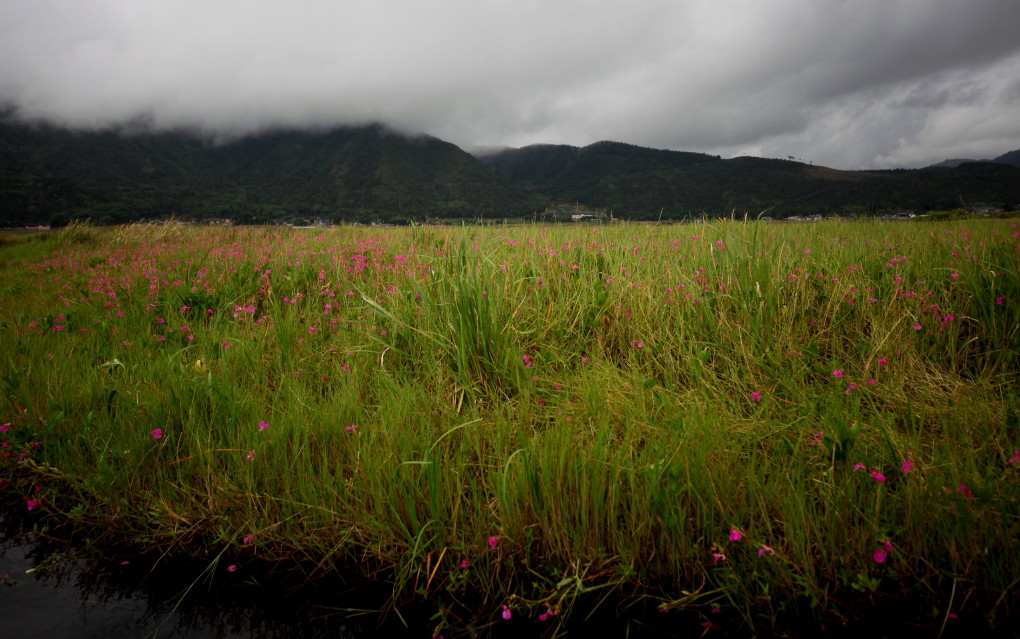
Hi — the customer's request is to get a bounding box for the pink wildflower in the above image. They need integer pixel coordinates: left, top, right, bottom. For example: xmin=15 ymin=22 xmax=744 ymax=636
xmin=728 ymin=527 xmax=743 ymax=542
xmin=25 ymin=498 xmax=39 ymax=511
xmin=852 ymin=463 xmax=867 ymax=472
xmin=0 ymin=423 xmax=9 ymax=432
xmin=488 ymin=536 xmax=500 ymax=549
xmin=501 ymin=605 xmax=512 ymax=620
xmin=877 ymin=358 xmax=887 ymax=366
xmin=901 ymin=458 xmax=914 ymax=473
xmin=226 ymin=565 xmax=237 ymax=572
xmin=832 ymin=370 xmax=843 ymax=378
xmin=758 ymin=544 xmax=775 ymax=556
xmin=749 ymin=391 xmax=761 ymax=402
xmin=258 ymin=421 xmax=271 ymax=431
xmin=870 ymin=471 xmax=886 ymax=483
xmin=246 ymin=450 xmax=255 ymax=461
xmin=150 ymin=428 xmax=163 ymax=440
xmin=873 ymin=539 xmax=894 ymax=563
xmin=712 ymin=552 xmax=727 ymax=564
xmin=1008 ymin=450 xmax=1019 ymax=464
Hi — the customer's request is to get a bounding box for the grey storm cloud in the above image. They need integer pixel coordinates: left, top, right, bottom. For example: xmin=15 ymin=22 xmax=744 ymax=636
xmin=2 ymin=0 xmax=1019 ymax=169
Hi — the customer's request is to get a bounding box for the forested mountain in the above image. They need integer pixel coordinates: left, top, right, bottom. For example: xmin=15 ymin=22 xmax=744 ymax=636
xmin=927 ymin=149 xmax=1020 ymax=169
xmin=480 ymin=143 xmax=1020 ymax=218
xmin=993 ymin=149 xmax=1020 ymax=167
xmin=0 ymin=118 xmax=529 ymax=226
xmin=1 ymin=113 xmax=1018 ymax=226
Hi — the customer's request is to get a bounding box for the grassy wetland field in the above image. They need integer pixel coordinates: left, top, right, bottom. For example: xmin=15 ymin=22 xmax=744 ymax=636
xmin=1 ymin=218 xmax=1019 ymax=636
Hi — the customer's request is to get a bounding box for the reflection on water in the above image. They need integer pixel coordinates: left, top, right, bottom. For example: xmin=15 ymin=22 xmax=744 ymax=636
xmin=1 ymin=513 xmax=371 ymax=639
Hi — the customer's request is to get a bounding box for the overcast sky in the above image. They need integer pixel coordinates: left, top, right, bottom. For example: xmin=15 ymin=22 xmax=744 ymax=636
xmin=2 ymin=0 xmax=1019 ymax=169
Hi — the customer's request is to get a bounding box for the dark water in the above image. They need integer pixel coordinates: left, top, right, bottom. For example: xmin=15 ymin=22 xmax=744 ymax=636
xmin=0 ymin=515 xmax=376 ymax=639
xmin=0 ymin=512 xmax=684 ymax=639
xmin=4 ymin=511 xmax=1011 ymax=638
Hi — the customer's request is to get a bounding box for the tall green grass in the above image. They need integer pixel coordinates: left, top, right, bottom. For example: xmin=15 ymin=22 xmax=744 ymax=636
xmin=1 ymin=219 xmax=1018 ymax=635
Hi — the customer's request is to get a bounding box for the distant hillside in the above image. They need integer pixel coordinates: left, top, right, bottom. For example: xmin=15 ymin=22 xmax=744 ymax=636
xmin=202 ymin=126 xmax=528 ymax=222
xmin=482 ymin=143 xmax=1020 ymax=218
xmin=479 ymin=142 xmax=721 ymax=214
xmin=993 ymin=149 xmax=1020 ymax=167
xmin=2 ymin=115 xmax=1019 ymax=225
xmin=927 ymin=158 xmax=983 ymax=168
xmin=0 ymin=118 xmax=529 ymax=226
xmin=926 ymin=148 xmax=1020 ymax=169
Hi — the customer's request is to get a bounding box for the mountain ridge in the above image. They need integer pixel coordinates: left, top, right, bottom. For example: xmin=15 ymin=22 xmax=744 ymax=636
xmin=480 ymin=142 xmax=1020 ymax=218
xmin=2 ymin=115 xmax=1018 ymax=226
xmin=926 ymin=149 xmax=1020 ymax=169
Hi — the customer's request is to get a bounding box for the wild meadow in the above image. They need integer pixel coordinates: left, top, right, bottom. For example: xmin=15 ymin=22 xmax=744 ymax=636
xmin=1 ymin=218 xmax=1018 ymax=636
